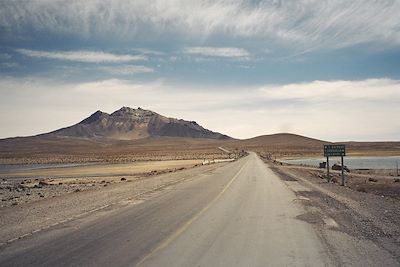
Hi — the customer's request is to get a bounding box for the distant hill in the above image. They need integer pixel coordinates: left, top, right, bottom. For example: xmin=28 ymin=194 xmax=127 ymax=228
xmin=225 ymin=133 xmax=330 ymax=158
xmin=238 ymin=133 xmax=327 ymax=147
xmin=42 ymin=107 xmax=230 ymax=140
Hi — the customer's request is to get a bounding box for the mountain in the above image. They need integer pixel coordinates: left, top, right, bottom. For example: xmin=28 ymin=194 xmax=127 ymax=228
xmin=43 ymin=107 xmax=230 ymax=140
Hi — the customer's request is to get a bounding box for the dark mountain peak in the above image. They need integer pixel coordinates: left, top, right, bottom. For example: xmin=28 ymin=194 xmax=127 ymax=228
xmin=111 ymin=106 xmax=157 ymax=118
xmin=79 ymin=110 xmax=109 ymax=125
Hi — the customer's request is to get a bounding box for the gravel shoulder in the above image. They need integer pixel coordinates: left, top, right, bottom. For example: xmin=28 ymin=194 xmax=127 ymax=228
xmin=268 ymin=161 xmax=400 ymax=266
xmin=0 ymin=162 xmax=228 ymax=245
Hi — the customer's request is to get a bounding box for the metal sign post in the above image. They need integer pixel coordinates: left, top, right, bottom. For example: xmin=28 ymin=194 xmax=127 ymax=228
xmin=326 ymin=156 xmax=330 ymax=182
xmin=324 ymin=144 xmax=346 ymax=185
xmin=341 ymin=156 xmax=345 ymax=186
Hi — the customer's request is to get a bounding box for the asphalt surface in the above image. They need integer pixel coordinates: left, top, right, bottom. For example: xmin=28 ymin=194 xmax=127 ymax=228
xmin=0 ymin=153 xmax=330 ymax=266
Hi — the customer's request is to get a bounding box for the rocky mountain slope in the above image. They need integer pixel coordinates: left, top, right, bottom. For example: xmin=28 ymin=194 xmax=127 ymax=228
xmin=43 ymin=107 xmax=230 ymax=140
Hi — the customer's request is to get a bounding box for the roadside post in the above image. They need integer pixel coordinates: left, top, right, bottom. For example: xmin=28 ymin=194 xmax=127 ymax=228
xmin=324 ymin=144 xmax=346 ymax=185
xmin=326 ymin=156 xmax=330 ymax=182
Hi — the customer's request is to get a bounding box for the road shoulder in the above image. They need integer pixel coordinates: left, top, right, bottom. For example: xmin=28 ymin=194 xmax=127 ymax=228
xmin=268 ymin=162 xmax=400 ymax=266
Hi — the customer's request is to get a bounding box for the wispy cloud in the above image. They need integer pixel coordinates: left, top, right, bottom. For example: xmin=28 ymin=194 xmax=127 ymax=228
xmin=0 ymin=0 xmax=400 ymax=49
xmin=0 ymin=62 xmax=19 ymax=68
xmin=16 ymin=49 xmax=146 ymax=63
xmin=131 ymin=48 xmax=165 ymax=56
xmin=183 ymin=47 xmax=250 ymax=58
xmin=2 ymin=1 xmax=400 ymax=51
xmin=0 ymin=53 xmax=12 ymax=60
xmin=99 ymin=65 xmax=154 ymax=75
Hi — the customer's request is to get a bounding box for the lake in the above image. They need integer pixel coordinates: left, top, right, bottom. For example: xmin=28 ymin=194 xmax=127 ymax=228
xmin=281 ymin=156 xmax=400 ymax=170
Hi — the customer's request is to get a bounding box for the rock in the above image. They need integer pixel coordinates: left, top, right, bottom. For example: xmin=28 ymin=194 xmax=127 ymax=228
xmin=39 ymin=181 xmax=49 ymax=186
xmin=120 ymin=178 xmax=126 ymax=181
xmin=34 ymin=184 xmax=43 ymax=189
xmin=74 ymin=188 xmax=81 ymax=192
xmin=17 ymin=184 xmax=25 ymax=189
xmin=368 ymin=177 xmax=378 ymax=183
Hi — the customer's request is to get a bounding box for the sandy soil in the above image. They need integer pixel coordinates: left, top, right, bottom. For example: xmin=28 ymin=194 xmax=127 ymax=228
xmin=0 ymin=161 xmax=230 ymax=245
xmin=0 ymin=137 xmax=232 ymax=164
xmin=277 ymin=164 xmax=400 ymax=200
xmin=0 ymin=159 xmax=204 ymax=179
xmin=0 ymin=159 xmax=218 ymax=208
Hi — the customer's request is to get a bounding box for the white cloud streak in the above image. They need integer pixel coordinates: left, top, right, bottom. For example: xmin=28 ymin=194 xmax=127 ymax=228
xmin=16 ymin=49 xmax=146 ymax=63
xmin=1 ymin=1 xmax=400 ymax=51
xmin=99 ymin=65 xmax=154 ymax=75
xmin=0 ymin=77 xmax=399 ymax=141
xmin=183 ymin=47 xmax=250 ymax=58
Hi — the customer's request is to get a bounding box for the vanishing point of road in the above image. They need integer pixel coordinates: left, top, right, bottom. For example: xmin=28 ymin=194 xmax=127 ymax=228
xmin=0 ymin=153 xmax=332 ymax=266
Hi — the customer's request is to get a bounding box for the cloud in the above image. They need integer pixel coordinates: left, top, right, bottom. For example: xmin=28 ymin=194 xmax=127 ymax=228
xmin=15 ymin=49 xmax=146 ymax=63
xmin=0 ymin=77 xmax=399 ymax=141
xmin=0 ymin=62 xmax=19 ymax=68
xmin=0 ymin=53 xmax=12 ymax=60
xmin=258 ymin=79 xmax=400 ymax=101
xmin=131 ymin=48 xmax=165 ymax=56
xmin=99 ymin=65 xmax=154 ymax=75
xmin=1 ymin=1 xmax=400 ymax=51
xmin=183 ymin=47 xmax=250 ymax=58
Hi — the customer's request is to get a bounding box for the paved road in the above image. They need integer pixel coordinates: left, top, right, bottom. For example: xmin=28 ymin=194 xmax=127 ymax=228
xmin=0 ymin=153 xmax=330 ymax=266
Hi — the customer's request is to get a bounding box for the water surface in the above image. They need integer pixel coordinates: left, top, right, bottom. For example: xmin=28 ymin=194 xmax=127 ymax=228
xmin=281 ymin=156 xmax=400 ymax=170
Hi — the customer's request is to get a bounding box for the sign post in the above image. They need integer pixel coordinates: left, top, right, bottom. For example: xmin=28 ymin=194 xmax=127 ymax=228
xmin=341 ymin=155 xmax=345 ymax=186
xmin=324 ymin=144 xmax=346 ymax=185
xmin=326 ymin=156 xmax=330 ymax=182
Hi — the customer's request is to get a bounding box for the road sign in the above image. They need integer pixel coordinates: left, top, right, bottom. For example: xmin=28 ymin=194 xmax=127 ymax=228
xmin=324 ymin=144 xmax=346 ymax=157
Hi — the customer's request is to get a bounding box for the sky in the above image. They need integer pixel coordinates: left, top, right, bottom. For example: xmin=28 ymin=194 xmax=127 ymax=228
xmin=0 ymin=0 xmax=400 ymax=141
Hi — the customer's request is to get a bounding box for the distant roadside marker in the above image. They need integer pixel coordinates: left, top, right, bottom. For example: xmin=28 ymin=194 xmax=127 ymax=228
xmin=324 ymin=144 xmax=346 ymax=186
